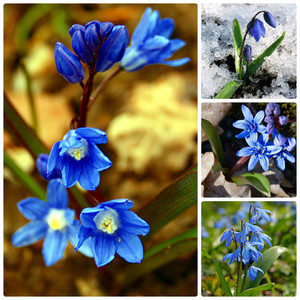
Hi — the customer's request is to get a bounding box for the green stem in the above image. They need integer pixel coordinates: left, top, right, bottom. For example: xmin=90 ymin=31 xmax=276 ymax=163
xmin=241 ymin=263 xmax=249 ymax=292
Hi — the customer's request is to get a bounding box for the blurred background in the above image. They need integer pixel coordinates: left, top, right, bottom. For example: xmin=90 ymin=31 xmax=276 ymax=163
xmin=202 ymin=201 xmax=296 ymax=296
xmin=4 ymin=3 xmax=197 ymax=296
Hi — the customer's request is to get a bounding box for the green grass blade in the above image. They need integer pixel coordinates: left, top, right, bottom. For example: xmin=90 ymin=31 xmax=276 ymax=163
xmin=239 ymin=283 xmax=274 ymax=296
xmin=232 ymin=19 xmax=243 ymax=74
xmin=247 ymin=32 xmax=285 ymax=78
xmin=244 ymin=246 xmax=288 ymax=290
xmin=231 ymin=172 xmax=270 ymax=197
xmin=203 ymin=249 xmax=232 ymax=296
xmin=201 ymin=118 xmax=225 ymax=167
xmin=138 ymin=169 xmax=197 ymax=238
xmin=214 ymin=81 xmax=243 ymax=99
xmin=4 ymin=151 xmax=46 ymax=200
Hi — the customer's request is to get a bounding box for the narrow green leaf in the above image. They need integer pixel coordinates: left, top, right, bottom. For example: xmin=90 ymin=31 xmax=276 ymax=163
xmin=144 ymin=227 xmax=197 ymax=259
xmin=203 ymin=249 xmax=232 ymax=296
xmin=232 ymin=19 xmax=243 ymax=74
xmin=138 ymin=170 xmax=197 ymax=238
xmin=239 ymin=283 xmax=274 ymax=296
xmin=231 ymin=172 xmax=270 ymax=197
xmin=247 ymin=32 xmax=285 ymax=78
xmin=4 ymin=93 xmax=49 ymax=158
xmin=4 ymin=151 xmax=46 ymax=200
xmin=214 ymin=81 xmax=243 ymax=99
xmin=201 ymin=118 xmax=225 ymax=167
xmin=118 ymin=236 xmax=197 ymax=288
xmin=244 ymin=246 xmax=288 ymax=290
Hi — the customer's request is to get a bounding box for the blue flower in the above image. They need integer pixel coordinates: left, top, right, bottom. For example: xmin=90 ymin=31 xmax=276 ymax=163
xmin=248 ymin=19 xmax=266 ymax=42
xmin=11 ymin=179 xmax=92 ymax=266
xmin=36 ymin=153 xmax=61 ymax=181
xmin=272 ymin=131 xmax=296 ymax=171
xmin=54 ymin=42 xmax=85 ymax=84
xmin=238 ymin=222 xmax=262 ymax=243
xmin=75 ymin=199 xmax=150 ymax=267
xmin=247 ymin=265 xmax=264 ymax=281
xmin=220 ymin=229 xmax=234 ymax=247
xmin=222 ymin=247 xmax=241 ymax=265
xmin=263 ymin=11 xmax=276 ymax=28
xmin=265 ymin=103 xmax=280 ymax=116
xmin=236 ymin=133 xmax=282 ymax=171
xmin=243 ymin=44 xmax=252 ymax=61
xmin=95 ymin=25 xmax=129 ymax=72
xmin=47 ymin=127 xmax=112 ymax=191
xmin=250 ymin=232 xmax=272 ymax=251
xmin=250 ymin=207 xmax=272 ymax=224
xmin=232 ymin=105 xmax=266 ymax=141
xmin=120 ymin=7 xmax=190 ymax=72
xmin=242 ymin=241 xmax=262 ymax=263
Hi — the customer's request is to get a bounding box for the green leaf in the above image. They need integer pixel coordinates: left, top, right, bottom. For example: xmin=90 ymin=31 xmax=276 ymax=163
xmin=118 ymin=234 xmax=197 ymax=288
xmin=4 ymin=151 xmax=46 ymax=200
xmin=138 ymin=169 xmax=197 ymax=238
xmin=231 ymin=172 xmax=270 ymax=197
xmin=244 ymin=246 xmax=288 ymax=290
xmin=214 ymin=81 xmax=243 ymax=99
xmin=203 ymin=249 xmax=232 ymax=296
xmin=4 ymin=93 xmax=49 ymax=158
xmin=247 ymin=32 xmax=285 ymax=78
xmin=201 ymin=118 xmax=225 ymax=167
xmin=232 ymin=19 xmax=243 ymax=74
xmin=239 ymin=283 xmax=274 ymax=296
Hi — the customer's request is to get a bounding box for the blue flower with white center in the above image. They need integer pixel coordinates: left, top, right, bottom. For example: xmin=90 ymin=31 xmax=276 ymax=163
xmin=236 ymin=133 xmax=282 ymax=171
xmin=222 ymin=247 xmax=241 ymax=265
xmin=248 ymin=19 xmax=266 ymax=42
xmin=75 ymin=199 xmax=150 ymax=267
xmin=250 ymin=207 xmax=272 ymax=224
xmin=220 ymin=228 xmax=234 ymax=247
xmin=232 ymin=105 xmax=266 ymax=141
xmin=238 ymin=222 xmax=262 ymax=244
xmin=47 ymin=127 xmax=112 ymax=191
xmin=272 ymin=130 xmax=296 ymax=171
xmin=120 ymin=7 xmax=190 ymax=72
xmin=11 ymin=179 xmax=93 ymax=266
xmin=247 ymin=265 xmax=264 ymax=281
xmin=250 ymin=232 xmax=272 ymax=251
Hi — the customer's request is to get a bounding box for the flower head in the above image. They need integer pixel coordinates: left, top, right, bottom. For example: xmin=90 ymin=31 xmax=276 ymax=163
xmin=54 ymin=42 xmax=85 ymax=84
xmin=232 ymin=105 xmax=266 ymax=141
xmin=248 ymin=19 xmax=266 ymax=42
xmin=75 ymin=199 xmax=150 ymax=267
xmin=220 ymin=228 xmax=234 ymax=247
xmin=238 ymin=222 xmax=262 ymax=243
xmin=250 ymin=232 xmax=272 ymax=251
xmin=247 ymin=265 xmax=264 ymax=281
xmin=11 ymin=179 xmax=92 ymax=266
xmin=47 ymin=127 xmax=112 ymax=191
xmin=242 ymin=241 xmax=263 ymax=263
xmin=120 ymin=7 xmax=190 ymax=72
xmin=263 ymin=11 xmax=276 ymax=28
xmin=250 ymin=207 xmax=272 ymax=224
xmin=236 ymin=133 xmax=282 ymax=171
xmin=243 ymin=44 xmax=252 ymax=61
xmin=222 ymin=247 xmax=241 ymax=265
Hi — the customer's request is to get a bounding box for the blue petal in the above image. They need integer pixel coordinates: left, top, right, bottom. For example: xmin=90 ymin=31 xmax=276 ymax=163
xmin=241 ymin=105 xmax=253 ymax=121
xmin=254 ymin=110 xmax=264 ymax=124
xmin=232 ymin=120 xmax=248 ymax=130
xmin=47 ymin=141 xmax=61 ymax=174
xmin=118 ymin=210 xmax=150 ymax=236
xmin=42 ymin=230 xmax=68 ymax=266
xmin=75 ymin=127 xmax=108 ymax=144
xmin=268 ymin=146 xmax=282 ymax=155
xmin=155 ymin=17 xmax=174 ymax=38
xmin=75 ymin=225 xmax=95 ymax=251
xmin=249 ymin=131 xmax=258 ymax=143
xmin=258 ymin=19 xmax=266 ymax=37
xmin=12 ymin=220 xmax=48 ymax=247
xmin=248 ymin=154 xmax=259 ymax=170
xmin=78 ymin=162 xmax=100 ymax=190
xmin=283 ymin=151 xmax=295 ymax=163
xmin=259 ymin=154 xmax=269 ymax=171
xmin=236 ymin=130 xmax=250 ymax=139
xmin=100 ymin=199 xmax=134 ymax=210
xmin=236 ymin=147 xmax=253 ymax=157
xmin=47 ymin=179 xmax=69 ymax=208
xmin=80 ymin=206 xmax=103 ymax=229
xmin=116 ymin=230 xmax=144 ymax=263
xmin=162 ymin=57 xmax=190 ymax=67
xmin=142 ymin=35 xmax=169 ymax=50
xmin=257 ymin=124 xmax=267 ymax=133
xmin=61 ymin=155 xmax=82 ymax=188
xmin=88 ymin=143 xmax=112 ymax=171
xmin=17 ymin=197 xmax=50 ymax=220
xmin=92 ymin=231 xmax=116 ymax=267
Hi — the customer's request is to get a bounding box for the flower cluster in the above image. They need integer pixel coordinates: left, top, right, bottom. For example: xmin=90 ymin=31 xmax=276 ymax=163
xmin=233 ymin=104 xmax=296 ymax=172
xmin=220 ymin=204 xmax=272 ymax=281
xmin=11 ymin=6 xmax=190 ymax=268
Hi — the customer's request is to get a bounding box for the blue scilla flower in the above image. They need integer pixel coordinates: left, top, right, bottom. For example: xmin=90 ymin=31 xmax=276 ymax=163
xmin=248 ymin=19 xmax=266 ymax=42
xmin=272 ymin=130 xmax=296 ymax=171
xmin=75 ymin=199 xmax=150 ymax=267
xmin=263 ymin=11 xmax=276 ymax=28
xmin=247 ymin=265 xmax=264 ymax=281
xmin=236 ymin=133 xmax=282 ymax=171
xmin=250 ymin=232 xmax=272 ymax=251
xmin=250 ymin=207 xmax=272 ymax=224
xmin=220 ymin=228 xmax=234 ymax=247
xmin=54 ymin=42 xmax=85 ymax=84
xmin=36 ymin=153 xmax=61 ymax=181
xmin=11 ymin=179 xmax=92 ymax=266
xmin=47 ymin=127 xmax=112 ymax=191
xmin=238 ymin=222 xmax=262 ymax=243
xmin=120 ymin=7 xmax=190 ymax=72
xmin=242 ymin=241 xmax=262 ymax=263
xmin=232 ymin=105 xmax=266 ymax=141
xmin=222 ymin=247 xmax=241 ymax=265
xmin=95 ymin=25 xmax=129 ymax=72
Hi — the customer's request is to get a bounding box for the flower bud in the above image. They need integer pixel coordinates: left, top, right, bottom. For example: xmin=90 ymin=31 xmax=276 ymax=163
xmin=264 ymin=116 xmax=274 ymax=124
xmin=95 ymin=25 xmax=129 ymax=72
xmin=279 ymin=116 xmax=288 ymax=126
xmin=243 ymin=44 xmax=252 ymax=61
xmin=266 ymin=123 xmax=274 ymax=134
xmin=69 ymin=24 xmax=93 ymax=64
xmin=273 ymin=104 xmax=280 ymax=116
xmin=263 ymin=11 xmax=276 ymax=28
xmin=54 ymin=42 xmax=85 ymax=84
xmin=36 ymin=154 xmax=61 ymax=180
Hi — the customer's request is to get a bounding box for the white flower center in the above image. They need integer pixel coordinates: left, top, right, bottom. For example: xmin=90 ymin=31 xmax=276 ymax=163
xmin=46 ymin=209 xmax=68 ymax=230
xmin=93 ymin=207 xmax=119 ymax=234
xmin=67 ymin=139 xmax=88 ymax=161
